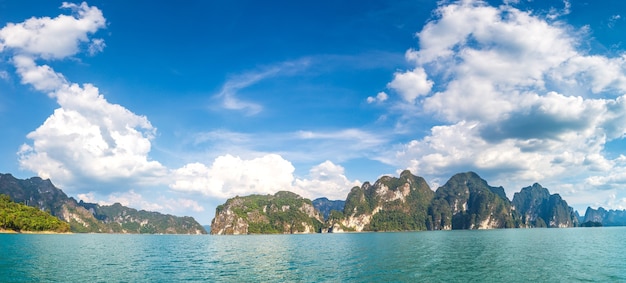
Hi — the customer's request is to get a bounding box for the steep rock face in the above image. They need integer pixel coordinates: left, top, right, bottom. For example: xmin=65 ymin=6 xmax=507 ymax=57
xmin=583 ymin=207 xmax=626 ymax=226
xmin=583 ymin=207 xmax=607 ymax=223
xmin=0 ymin=173 xmax=206 ymax=234
xmin=210 ymin=191 xmax=324 ymax=235
xmin=340 ymin=170 xmax=434 ymax=232
xmin=512 ymin=183 xmax=550 ymax=227
xmin=312 ymin=198 xmax=345 ymax=220
xmin=512 ymin=183 xmax=578 ymax=228
xmin=428 ymin=172 xmax=516 ymax=230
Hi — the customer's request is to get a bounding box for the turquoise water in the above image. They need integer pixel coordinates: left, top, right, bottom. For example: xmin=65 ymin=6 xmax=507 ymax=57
xmin=1 ymin=227 xmax=625 ymax=282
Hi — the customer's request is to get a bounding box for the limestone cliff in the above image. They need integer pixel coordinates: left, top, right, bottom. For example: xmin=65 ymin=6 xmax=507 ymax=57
xmin=210 ymin=191 xmax=324 ymax=235
xmin=340 ymin=170 xmax=434 ymax=232
xmin=428 ymin=172 xmax=517 ymax=230
xmin=583 ymin=207 xmax=626 ymax=226
xmin=512 ymin=183 xmax=578 ymax=228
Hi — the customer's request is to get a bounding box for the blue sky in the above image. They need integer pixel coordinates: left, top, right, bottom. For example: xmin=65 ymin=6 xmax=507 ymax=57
xmin=2 ymin=0 xmax=626 ymax=224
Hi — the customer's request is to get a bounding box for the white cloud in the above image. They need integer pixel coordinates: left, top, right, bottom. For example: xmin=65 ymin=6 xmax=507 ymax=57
xmin=12 ymin=55 xmax=67 ymax=93
xmin=367 ymin=91 xmax=388 ymax=104
xmin=294 ymin=160 xmax=361 ymax=200
xmin=88 ymin=38 xmax=106 ymax=56
xmin=170 ymin=154 xmax=296 ymax=199
xmin=214 ymin=59 xmax=310 ymax=115
xmin=187 ymin=128 xmax=389 ymax=167
xmin=0 ymin=2 xmax=105 ymax=59
xmin=171 ymin=155 xmax=360 ymax=201
xmin=2 ymin=3 xmax=166 ymax=192
xmin=387 ymin=68 xmax=432 ymax=103
xmin=380 ymin=0 xmax=626 ymax=208
xmin=547 ymin=0 xmax=571 ymax=20
xmin=17 ymin=81 xmax=167 ymax=190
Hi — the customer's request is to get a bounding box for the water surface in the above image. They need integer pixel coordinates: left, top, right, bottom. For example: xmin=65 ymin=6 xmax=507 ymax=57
xmin=1 ymin=227 xmax=624 ymax=282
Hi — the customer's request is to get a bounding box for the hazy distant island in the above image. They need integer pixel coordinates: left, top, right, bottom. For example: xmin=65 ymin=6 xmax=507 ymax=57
xmin=0 ymin=173 xmax=206 ymax=234
xmin=211 ymin=170 xmax=622 ymax=235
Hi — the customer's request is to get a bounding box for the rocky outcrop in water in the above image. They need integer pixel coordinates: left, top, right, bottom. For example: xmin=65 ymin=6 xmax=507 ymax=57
xmin=428 ymin=172 xmax=517 ymax=230
xmin=512 ymin=183 xmax=578 ymax=228
xmin=210 ymin=191 xmax=324 ymax=235
xmin=210 ymin=170 xmax=599 ymax=234
xmin=0 ymin=173 xmax=206 ymax=234
xmin=340 ymin=170 xmax=434 ymax=232
xmin=583 ymin=207 xmax=626 ymax=226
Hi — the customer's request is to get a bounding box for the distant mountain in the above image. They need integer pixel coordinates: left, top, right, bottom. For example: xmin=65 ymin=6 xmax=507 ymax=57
xmin=512 ymin=183 xmax=578 ymax=228
xmin=0 ymin=173 xmax=206 ymax=234
xmin=312 ymin=197 xmax=345 ymax=220
xmin=211 ymin=191 xmax=324 ymax=235
xmin=428 ymin=172 xmax=517 ymax=230
xmin=583 ymin=207 xmax=626 ymax=226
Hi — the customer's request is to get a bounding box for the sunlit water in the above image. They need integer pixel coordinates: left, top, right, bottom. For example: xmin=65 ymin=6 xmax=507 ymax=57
xmin=1 ymin=227 xmax=625 ymax=282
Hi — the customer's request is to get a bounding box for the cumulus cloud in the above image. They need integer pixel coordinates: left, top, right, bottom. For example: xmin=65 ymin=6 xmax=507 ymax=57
xmin=387 ymin=67 xmax=433 ymax=103
xmin=294 ymin=160 xmax=361 ymax=200
xmin=367 ymin=91 xmax=388 ymax=104
xmin=382 ymin=0 xmax=626 ymax=207
xmin=1 ymin=3 xmax=167 ymax=191
xmin=171 ymin=155 xmax=360 ymax=200
xmin=170 ymin=154 xmax=296 ymax=199
xmin=17 ymin=81 xmax=167 ymax=189
xmin=0 ymin=2 xmax=105 ymax=59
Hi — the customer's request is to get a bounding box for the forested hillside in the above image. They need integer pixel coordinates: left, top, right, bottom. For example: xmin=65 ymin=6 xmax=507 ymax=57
xmin=0 ymin=194 xmax=70 ymax=233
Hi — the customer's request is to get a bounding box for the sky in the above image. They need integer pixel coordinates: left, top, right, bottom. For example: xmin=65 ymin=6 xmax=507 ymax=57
xmin=2 ymin=0 xmax=626 ymax=224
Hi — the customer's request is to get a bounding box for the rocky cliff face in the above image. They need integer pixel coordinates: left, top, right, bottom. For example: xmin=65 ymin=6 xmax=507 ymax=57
xmin=583 ymin=207 xmax=626 ymax=226
xmin=209 ymin=171 xmax=615 ymax=234
xmin=512 ymin=183 xmax=578 ymax=228
xmin=0 ymin=173 xmax=206 ymax=234
xmin=428 ymin=172 xmax=516 ymax=230
xmin=210 ymin=191 xmax=324 ymax=235
xmin=340 ymin=170 xmax=433 ymax=232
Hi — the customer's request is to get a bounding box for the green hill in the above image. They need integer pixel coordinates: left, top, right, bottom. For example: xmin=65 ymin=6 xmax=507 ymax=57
xmin=0 ymin=194 xmax=70 ymax=233
xmin=0 ymin=173 xmax=206 ymax=234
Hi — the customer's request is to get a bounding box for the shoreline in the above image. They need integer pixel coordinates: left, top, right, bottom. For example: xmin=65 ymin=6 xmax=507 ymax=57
xmin=0 ymin=229 xmax=72 ymax=234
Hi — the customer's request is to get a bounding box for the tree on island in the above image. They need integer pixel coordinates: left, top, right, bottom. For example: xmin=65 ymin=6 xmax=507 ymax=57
xmin=0 ymin=194 xmax=70 ymax=233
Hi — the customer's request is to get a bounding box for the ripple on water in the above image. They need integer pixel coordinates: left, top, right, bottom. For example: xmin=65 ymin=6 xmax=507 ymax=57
xmin=1 ymin=228 xmax=626 ymax=282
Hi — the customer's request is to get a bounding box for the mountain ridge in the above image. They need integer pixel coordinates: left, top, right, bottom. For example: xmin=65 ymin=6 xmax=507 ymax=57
xmin=212 ymin=170 xmax=582 ymax=234
xmin=0 ymin=173 xmax=206 ymax=234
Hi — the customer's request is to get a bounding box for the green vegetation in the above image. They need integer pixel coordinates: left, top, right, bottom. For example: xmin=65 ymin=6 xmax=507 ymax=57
xmin=0 ymin=194 xmax=70 ymax=233
xmin=0 ymin=173 xmax=206 ymax=234
xmin=512 ymin=184 xmax=578 ymax=228
xmin=344 ymin=170 xmax=434 ymax=232
xmin=214 ymin=191 xmax=324 ymax=234
xmin=428 ymin=172 xmax=517 ymax=230
xmin=213 ymin=170 xmax=581 ymax=234
xmin=369 ymin=210 xmax=421 ymax=231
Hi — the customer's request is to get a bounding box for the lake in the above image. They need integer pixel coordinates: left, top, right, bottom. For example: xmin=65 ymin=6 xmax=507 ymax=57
xmin=1 ymin=227 xmax=624 ymax=282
